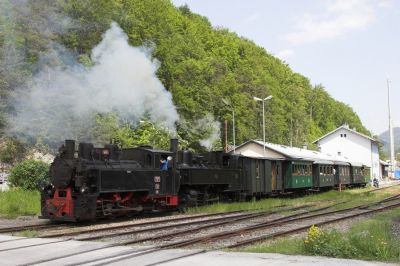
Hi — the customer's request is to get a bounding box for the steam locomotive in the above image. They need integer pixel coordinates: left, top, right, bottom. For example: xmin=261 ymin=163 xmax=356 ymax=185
xmin=41 ymin=139 xmax=370 ymax=222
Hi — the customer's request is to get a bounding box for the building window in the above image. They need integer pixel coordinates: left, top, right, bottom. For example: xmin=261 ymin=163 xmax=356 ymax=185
xmin=338 ymin=152 xmax=341 ymax=156
xmin=340 ymin=134 xmax=343 ymax=137
xmin=344 ymin=134 xmax=347 ymax=138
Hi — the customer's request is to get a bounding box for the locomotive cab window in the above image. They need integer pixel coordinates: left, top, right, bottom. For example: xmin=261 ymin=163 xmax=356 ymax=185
xmin=155 ymin=154 xmax=161 ymax=168
xmin=145 ymin=154 xmax=152 ymax=168
xmin=222 ymin=156 xmax=230 ymax=166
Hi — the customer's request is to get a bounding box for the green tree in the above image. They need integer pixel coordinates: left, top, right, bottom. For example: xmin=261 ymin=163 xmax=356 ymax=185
xmin=8 ymin=160 xmax=50 ymax=190
xmin=0 ymin=0 xmax=372 ymax=151
xmin=0 ymin=137 xmax=28 ymax=165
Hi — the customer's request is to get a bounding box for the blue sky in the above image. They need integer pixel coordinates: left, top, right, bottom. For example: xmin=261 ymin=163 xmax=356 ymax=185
xmin=171 ymin=0 xmax=399 ymax=135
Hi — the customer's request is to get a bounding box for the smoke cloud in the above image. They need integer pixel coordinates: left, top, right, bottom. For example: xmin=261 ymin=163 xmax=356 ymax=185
xmin=195 ymin=114 xmax=221 ymax=150
xmin=7 ymin=22 xmax=179 ymax=145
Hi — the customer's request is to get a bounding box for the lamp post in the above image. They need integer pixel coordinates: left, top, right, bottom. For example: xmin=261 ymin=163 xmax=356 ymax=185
xmin=253 ymin=95 xmax=273 ymax=156
xmin=222 ymin=98 xmax=236 ymax=153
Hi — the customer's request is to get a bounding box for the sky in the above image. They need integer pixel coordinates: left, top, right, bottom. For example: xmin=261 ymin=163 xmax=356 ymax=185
xmin=171 ymin=0 xmax=399 ymax=136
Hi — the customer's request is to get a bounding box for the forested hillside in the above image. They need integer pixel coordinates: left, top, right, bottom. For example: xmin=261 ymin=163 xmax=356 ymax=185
xmin=379 ymin=127 xmax=400 ymax=160
xmin=0 ymin=0 xmax=370 ymax=156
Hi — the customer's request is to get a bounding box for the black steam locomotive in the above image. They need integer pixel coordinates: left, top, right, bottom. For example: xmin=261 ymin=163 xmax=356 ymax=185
xmin=41 ymin=139 xmax=370 ymax=222
xmin=41 ymin=139 xmax=242 ymax=221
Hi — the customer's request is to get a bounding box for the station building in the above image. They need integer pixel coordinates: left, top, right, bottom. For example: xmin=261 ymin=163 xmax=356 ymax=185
xmin=313 ymin=124 xmax=380 ymax=179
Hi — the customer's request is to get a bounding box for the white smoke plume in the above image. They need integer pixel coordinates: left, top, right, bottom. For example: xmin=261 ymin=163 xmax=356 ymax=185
xmin=194 ymin=114 xmax=221 ymax=150
xmin=8 ymin=22 xmax=179 ymax=145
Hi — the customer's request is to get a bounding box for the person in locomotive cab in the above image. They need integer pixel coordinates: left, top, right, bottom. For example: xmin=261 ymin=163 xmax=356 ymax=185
xmin=160 ymin=156 xmax=168 ymax=171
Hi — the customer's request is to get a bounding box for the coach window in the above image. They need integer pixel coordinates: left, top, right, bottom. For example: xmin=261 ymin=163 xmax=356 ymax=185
xmin=256 ymin=161 xmax=260 ymax=178
xmin=292 ymin=165 xmax=298 ymax=176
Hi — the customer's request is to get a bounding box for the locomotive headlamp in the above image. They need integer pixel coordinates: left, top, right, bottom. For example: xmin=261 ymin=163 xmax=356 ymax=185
xmin=80 ymin=187 xmax=87 ymax=193
xmin=167 ymin=156 xmax=173 ymax=161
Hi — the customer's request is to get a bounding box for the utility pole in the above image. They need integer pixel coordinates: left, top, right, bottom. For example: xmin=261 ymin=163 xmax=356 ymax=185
xmin=387 ymin=78 xmax=395 ymax=176
xmin=253 ymin=95 xmax=273 ymax=156
xmin=224 ymin=120 xmax=228 ymax=152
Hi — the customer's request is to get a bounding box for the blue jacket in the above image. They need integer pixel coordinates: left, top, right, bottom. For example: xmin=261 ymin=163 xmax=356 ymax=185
xmin=160 ymin=160 xmax=168 ymax=171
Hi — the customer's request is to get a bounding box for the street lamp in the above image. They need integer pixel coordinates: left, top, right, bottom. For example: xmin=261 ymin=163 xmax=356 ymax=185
xmin=253 ymin=95 xmax=273 ymax=156
xmin=222 ymin=98 xmax=235 ymax=153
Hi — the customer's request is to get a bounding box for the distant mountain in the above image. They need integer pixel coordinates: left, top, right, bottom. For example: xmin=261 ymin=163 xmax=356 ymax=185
xmin=379 ymin=127 xmax=400 ymax=158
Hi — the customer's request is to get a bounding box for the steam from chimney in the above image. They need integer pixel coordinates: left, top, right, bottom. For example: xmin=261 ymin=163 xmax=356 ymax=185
xmin=7 ymin=22 xmax=179 ymax=145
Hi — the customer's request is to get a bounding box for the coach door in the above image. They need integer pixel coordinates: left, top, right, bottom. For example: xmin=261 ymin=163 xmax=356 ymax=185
xmin=255 ymin=160 xmax=260 ymax=194
xmin=271 ymin=161 xmax=283 ymax=191
xmin=271 ymin=161 xmax=277 ymax=190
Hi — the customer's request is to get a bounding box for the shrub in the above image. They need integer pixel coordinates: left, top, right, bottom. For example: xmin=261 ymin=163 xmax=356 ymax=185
xmin=8 ymin=160 xmax=50 ymax=190
xmin=304 ymin=225 xmax=358 ymax=257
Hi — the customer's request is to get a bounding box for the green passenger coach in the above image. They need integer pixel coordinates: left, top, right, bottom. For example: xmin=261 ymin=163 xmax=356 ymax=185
xmin=334 ymin=161 xmax=351 ymax=186
xmin=312 ymin=160 xmax=335 ymax=188
xmin=283 ymin=160 xmax=313 ymax=189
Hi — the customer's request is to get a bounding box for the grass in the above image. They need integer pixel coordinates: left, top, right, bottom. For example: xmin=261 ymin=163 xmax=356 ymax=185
xmin=241 ymin=208 xmax=400 ymax=262
xmin=238 ymin=186 xmax=400 ymax=263
xmin=17 ymin=230 xmax=39 ymax=238
xmin=0 ymin=189 xmax=41 ymax=218
xmin=186 ymin=186 xmax=397 ymax=215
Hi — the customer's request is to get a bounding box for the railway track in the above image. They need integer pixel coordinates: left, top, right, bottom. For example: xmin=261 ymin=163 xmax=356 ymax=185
xmin=86 ymin=198 xmax=400 ymax=266
xmin=367 ymin=182 xmax=400 ymax=193
xmin=47 ymin=195 xmax=400 ymax=266
xmin=38 ymin=208 xmax=281 ymax=239
xmin=0 ymin=210 xmax=245 ymax=237
xmin=0 ymin=223 xmax=71 ymax=235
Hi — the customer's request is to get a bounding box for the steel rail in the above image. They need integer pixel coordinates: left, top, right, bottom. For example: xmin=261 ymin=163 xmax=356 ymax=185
xmin=367 ymin=183 xmax=400 ymax=193
xmin=107 ymin=201 xmax=400 ymax=266
xmin=61 ymin=203 xmax=343 ymax=266
xmin=228 ymin=201 xmax=400 ymax=248
xmin=77 ymin=205 xmax=312 ymax=241
xmin=17 ymin=196 xmax=398 ymax=266
xmin=0 ymin=223 xmax=66 ymax=234
xmin=41 ymin=210 xmax=247 ymax=238
xmin=119 ymin=203 xmax=341 ymax=245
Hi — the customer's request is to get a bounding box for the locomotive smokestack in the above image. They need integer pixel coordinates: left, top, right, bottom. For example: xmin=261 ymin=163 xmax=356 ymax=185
xmin=170 ymin=138 xmax=178 ymax=154
xmin=64 ymin=140 xmax=75 ymax=159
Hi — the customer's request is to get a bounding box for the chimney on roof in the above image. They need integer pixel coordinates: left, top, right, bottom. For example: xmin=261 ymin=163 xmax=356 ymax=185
xmin=343 ymin=123 xmax=349 ymax=129
xmin=302 ymin=143 xmax=308 ymax=150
